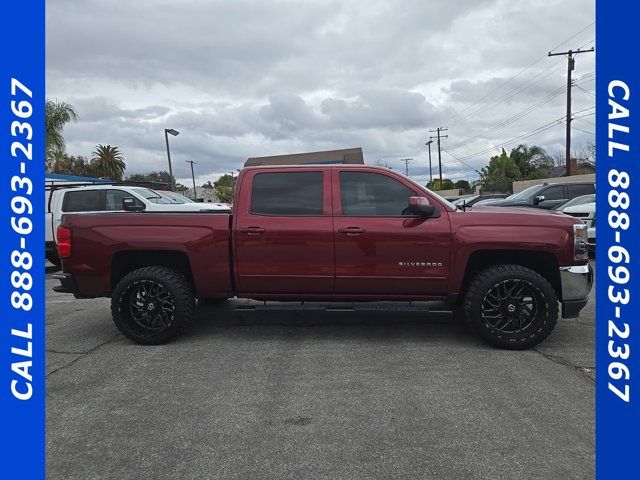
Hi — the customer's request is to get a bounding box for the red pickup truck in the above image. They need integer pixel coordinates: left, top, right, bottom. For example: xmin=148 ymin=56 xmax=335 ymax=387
xmin=54 ymin=165 xmax=592 ymax=349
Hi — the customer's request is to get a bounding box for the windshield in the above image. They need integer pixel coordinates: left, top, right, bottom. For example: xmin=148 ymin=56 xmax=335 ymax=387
xmin=558 ymin=194 xmax=596 ymax=210
xmin=159 ymin=191 xmax=194 ymax=204
xmin=506 ymin=184 xmax=543 ymax=201
xmin=130 ymin=187 xmax=173 ymax=204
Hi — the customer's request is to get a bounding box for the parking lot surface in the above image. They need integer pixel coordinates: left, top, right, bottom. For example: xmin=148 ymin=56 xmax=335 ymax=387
xmin=46 ymin=261 xmax=595 ymax=480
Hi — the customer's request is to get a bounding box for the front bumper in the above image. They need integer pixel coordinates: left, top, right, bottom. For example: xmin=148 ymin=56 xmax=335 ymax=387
xmin=559 ymin=264 xmax=593 ymax=318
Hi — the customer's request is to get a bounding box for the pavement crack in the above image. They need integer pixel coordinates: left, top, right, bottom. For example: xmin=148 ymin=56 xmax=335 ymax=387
xmin=47 ymin=349 xmax=89 ymax=355
xmin=46 ymin=333 xmax=121 ymax=377
xmin=533 ymin=348 xmax=595 ymax=382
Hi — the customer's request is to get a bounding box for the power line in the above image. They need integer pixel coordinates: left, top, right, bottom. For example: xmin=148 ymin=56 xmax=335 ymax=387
xmin=447 ymin=70 xmax=593 ymax=151
xmin=574 ymin=115 xmax=595 ymax=126
xmin=449 ymin=62 xmax=565 ymax=126
xmin=450 ymin=116 xmax=567 ymax=163
xmin=574 ymin=84 xmax=595 ymax=98
xmin=455 ymin=37 xmax=594 ymax=124
xmin=572 ymin=126 xmax=594 ymax=136
xmin=447 ymin=84 xmax=567 ymax=150
xmin=572 ymin=105 xmax=596 ymax=116
xmin=448 ymin=37 xmax=594 ymax=129
xmin=445 ymin=22 xmax=594 ymax=125
xmin=442 ymin=150 xmax=482 ymax=173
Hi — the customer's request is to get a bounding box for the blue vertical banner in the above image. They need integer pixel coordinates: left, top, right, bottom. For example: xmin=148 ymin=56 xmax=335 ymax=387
xmin=0 ymin=0 xmax=45 ymax=478
xmin=596 ymin=0 xmax=640 ymax=478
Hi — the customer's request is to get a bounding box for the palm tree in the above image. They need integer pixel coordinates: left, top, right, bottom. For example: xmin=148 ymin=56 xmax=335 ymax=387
xmin=91 ymin=145 xmax=126 ymax=180
xmin=509 ymin=144 xmax=552 ymax=179
xmin=45 ymin=99 xmax=78 ymax=169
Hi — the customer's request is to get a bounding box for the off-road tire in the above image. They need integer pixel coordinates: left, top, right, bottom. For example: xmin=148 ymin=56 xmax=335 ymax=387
xmin=463 ymin=264 xmax=558 ymax=350
xmin=111 ymin=266 xmax=195 ymax=345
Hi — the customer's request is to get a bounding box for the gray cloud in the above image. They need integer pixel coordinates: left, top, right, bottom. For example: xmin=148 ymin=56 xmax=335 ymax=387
xmin=47 ymin=0 xmax=595 ymax=184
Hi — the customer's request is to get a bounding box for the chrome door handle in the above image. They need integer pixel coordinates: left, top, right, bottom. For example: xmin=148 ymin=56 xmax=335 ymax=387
xmin=338 ymin=227 xmax=366 ymax=235
xmin=239 ymin=227 xmax=265 ymax=235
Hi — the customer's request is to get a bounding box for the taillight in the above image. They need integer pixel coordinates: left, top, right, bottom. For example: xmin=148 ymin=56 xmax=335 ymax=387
xmin=57 ymin=226 xmax=72 ymax=259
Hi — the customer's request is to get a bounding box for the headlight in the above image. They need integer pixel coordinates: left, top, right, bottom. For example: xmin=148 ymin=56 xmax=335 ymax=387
xmin=573 ymin=224 xmax=588 ymax=261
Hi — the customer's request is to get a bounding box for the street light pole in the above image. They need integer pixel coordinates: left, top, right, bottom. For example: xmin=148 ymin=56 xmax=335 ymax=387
xmin=186 ymin=160 xmax=197 ymax=201
xmin=164 ymin=128 xmax=179 ymax=190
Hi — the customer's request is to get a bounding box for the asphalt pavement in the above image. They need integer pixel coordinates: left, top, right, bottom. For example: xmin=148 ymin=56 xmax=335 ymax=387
xmin=46 ymin=261 xmax=595 ymax=480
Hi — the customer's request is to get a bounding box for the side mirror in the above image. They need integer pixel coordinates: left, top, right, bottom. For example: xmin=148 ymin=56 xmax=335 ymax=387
xmin=122 ymin=197 xmax=145 ymax=212
xmin=533 ymin=195 xmax=545 ymax=205
xmin=406 ymin=196 xmax=437 ymax=217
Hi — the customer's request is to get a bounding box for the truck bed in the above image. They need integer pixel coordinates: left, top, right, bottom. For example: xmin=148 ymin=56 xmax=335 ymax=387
xmin=60 ymin=212 xmax=233 ymax=298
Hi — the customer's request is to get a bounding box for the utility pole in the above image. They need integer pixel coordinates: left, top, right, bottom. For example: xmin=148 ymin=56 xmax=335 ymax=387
xmin=400 ymin=158 xmax=412 ymax=177
xmin=429 ymin=127 xmax=448 ymax=187
xmin=425 ymin=140 xmax=434 ymax=183
xmin=548 ymin=47 xmax=594 ymax=176
xmin=185 ymin=160 xmax=197 ymax=201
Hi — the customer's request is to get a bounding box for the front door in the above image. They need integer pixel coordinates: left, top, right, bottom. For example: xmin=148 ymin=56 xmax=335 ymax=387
xmin=234 ymin=169 xmax=334 ymax=294
xmin=332 ymin=169 xmax=451 ymax=295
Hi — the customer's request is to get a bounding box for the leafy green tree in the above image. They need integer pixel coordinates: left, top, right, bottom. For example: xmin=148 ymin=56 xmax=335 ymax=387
xmin=91 ymin=144 xmax=126 ymax=181
xmin=454 ymin=179 xmax=470 ymax=190
xmin=175 ymin=183 xmax=189 ymax=192
xmin=479 ymin=148 xmax=521 ymax=191
xmin=45 ymin=99 xmax=78 ymax=170
xmin=201 ymin=181 xmax=214 ymax=189
xmin=214 ymin=174 xmax=237 ymax=203
xmin=509 ymin=144 xmax=553 ymax=179
xmin=52 ymin=154 xmax=94 ymax=177
xmin=127 ymin=170 xmax=174 ymax=188
xmin=427 ymin=178 xmax=455 ymax=191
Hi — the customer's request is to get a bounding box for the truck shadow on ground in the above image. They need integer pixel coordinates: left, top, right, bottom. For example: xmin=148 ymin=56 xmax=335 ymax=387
xmin=183 ymin=301 xmax=486 ymax=347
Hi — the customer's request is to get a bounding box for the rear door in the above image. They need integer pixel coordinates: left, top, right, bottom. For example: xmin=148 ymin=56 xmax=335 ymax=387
xmin=233 ymin=169 xmax=334 ymax=294
xmin=332 ymin=169 xmax=451 ymax=295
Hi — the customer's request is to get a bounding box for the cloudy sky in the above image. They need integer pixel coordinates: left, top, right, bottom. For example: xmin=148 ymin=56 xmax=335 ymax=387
xmin=46 ymin=0 xmax=595 ymax=186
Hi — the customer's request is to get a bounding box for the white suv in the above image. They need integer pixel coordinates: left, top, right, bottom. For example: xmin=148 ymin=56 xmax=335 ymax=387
xmin=46 ymin=185 xmax=229 ymax=265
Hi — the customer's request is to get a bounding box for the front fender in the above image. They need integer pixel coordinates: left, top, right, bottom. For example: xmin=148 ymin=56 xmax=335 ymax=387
xmin=448 ymin=225 xmax=572 ymax=293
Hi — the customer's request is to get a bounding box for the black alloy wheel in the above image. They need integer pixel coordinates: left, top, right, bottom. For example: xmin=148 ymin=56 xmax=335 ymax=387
xmin=111 ymin=266 xmax=195 ymax=345
xmin=463 ymin=264 xmax=558 ymax=349
xmin=480 ymin=279 xmax=541 ymax=334
xmin=125 ymin=279 xmax=176 ymax=331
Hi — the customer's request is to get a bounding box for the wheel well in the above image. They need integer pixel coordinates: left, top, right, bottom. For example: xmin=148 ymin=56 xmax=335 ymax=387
xmin=111 ymin=250 xmax=194 ymax=290
xmin=460 ymin=250 xmax=561 ymax=298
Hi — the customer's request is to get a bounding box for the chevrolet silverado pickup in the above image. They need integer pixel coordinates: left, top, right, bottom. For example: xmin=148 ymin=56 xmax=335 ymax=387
xmin=54 ymin=165 xmax=593 ymax=349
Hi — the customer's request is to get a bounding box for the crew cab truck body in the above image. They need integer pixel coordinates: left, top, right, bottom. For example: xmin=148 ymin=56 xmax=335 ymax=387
xmin=55 ymin=165 xmax=593 ymax=349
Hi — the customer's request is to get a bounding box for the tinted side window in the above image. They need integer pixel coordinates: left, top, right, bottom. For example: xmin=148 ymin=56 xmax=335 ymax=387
xmin=340 ymin=172 xmax=416 ymax=216
xmin=251 ymin=172 xmax=323 ymax=215
xmin=63 ymin=191 xmax=101 ymax=212
xmin=541 ymin=185 xmax=565 ymax=201
xmin=567 ymin=184 xmax=595 ymax=198
xmin=105 ymin=189 xmax=143 ymax=210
